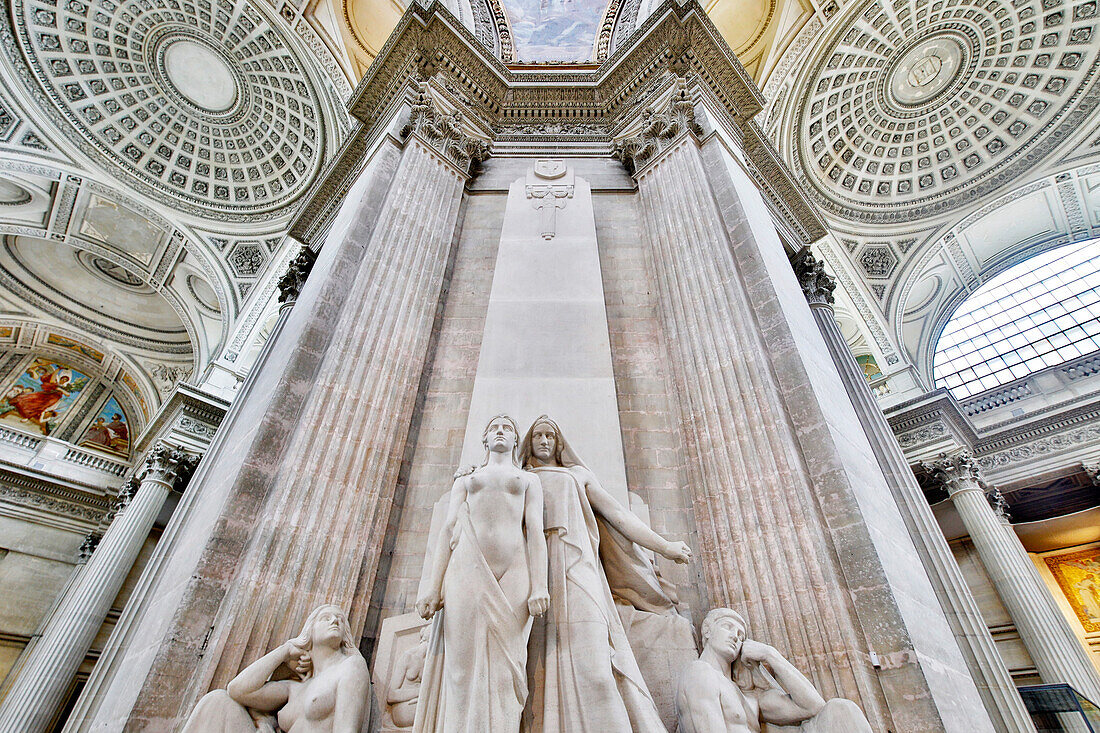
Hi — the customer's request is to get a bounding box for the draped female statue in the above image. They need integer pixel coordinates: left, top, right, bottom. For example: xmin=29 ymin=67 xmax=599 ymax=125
xmin=180 ymin=604 xmax=370 ymax=733
xmin=413 ymin=414 xmax=549 ymax=733
xmin=519 ymin=415 xmax=692 ymax=732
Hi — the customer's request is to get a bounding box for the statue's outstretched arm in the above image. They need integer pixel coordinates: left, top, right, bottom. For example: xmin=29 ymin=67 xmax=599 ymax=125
xmin=581 ymin=468 xmax=691 ymax=563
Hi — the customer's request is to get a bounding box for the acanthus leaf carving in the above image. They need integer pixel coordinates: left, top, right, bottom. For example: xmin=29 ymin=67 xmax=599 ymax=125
xmin=400 ymin=83 xmax=490 ymax=174
xmin=611 ymin=78 xmax=703 ymax=175
xmin=277 ymin=246 xmax=318 ymax=306
xmin=790 ymin=247 xmax=836 ymax=306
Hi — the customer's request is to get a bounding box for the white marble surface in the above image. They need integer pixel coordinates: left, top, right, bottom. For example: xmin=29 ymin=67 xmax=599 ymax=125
xmin=459 ymin=165 xmax=629 ymax=505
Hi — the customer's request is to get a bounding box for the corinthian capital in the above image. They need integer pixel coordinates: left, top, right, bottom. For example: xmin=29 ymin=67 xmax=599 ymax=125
xmin=920 ymin=450 xmax=983 ymax=497
xmin=400 ymin=82 xmax=490 ymax=174
xmin=277 ymin=246 xmax=317 ymax=306
xmin=611 ymin=77 xmax=703 ymax=175
xmin=137 ymin=442 xmax=200 ymax=491
xmin=790 ymin=248 xmax=836 ymax=306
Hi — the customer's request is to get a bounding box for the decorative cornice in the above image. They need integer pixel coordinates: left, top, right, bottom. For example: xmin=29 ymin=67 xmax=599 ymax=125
xmin=277 ymin=246 xmax=318 ymax=306
xmin=790 ymin=247 xmax=836 ymax=306
xmin=611 ymin=78 xmax=703 ymax=175
xmin=399 ymin=82 xmax=491 ymax=173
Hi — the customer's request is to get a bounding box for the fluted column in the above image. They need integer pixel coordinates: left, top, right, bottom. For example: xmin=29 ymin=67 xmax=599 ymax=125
xmin=619 ymin=109 xmax=887 ymax=728
xmin=158 ymin=90 xmax=488 ymax=714
xmin=924 ymin=451 xmax=1100 ymax=703
xmin=796 ymin=250 xmax=1034 ymax=732
xmin=0 ymin=444 xmax=197 ymax=733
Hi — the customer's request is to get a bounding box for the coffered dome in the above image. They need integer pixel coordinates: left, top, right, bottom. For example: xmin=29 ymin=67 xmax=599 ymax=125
xmin=790 ymin=0 xmax=1100 ymax=222
xmin=10 ymin=0 xmax=328 ymax=220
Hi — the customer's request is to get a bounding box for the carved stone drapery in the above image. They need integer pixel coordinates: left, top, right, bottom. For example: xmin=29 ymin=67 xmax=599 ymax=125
xmin=400 ymin=83 xmax=490 ymax=174
xmin=921 ymin=449 xmax=1100 ymax=704
xmin=277 ymin=247 xmax=318 ymax=306
xmin=612 ymin=79 xmax=704 ymax=174
xmin=791 ymin=248 xmax=836 ymax=307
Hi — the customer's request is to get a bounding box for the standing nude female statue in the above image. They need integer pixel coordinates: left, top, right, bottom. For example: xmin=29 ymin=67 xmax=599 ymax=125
xmin=413 ymin=414 xmax=550 ymax=733
xmin=180 ymin=604 xmax=370 ymax=733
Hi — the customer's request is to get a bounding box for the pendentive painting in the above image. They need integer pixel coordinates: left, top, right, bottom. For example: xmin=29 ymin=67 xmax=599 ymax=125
xmin=0 ymin=358 xmax=89 ymax=436
xmin=78 ymin=395 xmax=130 ymax=457
xmin=1045 ymin=547 xmax=1100 ymax=633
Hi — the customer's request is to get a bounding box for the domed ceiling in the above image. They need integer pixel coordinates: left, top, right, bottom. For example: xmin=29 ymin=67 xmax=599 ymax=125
xmin=0 ymin=235 xmax=191 ymax=354
xmin=9 ymin=0 xmax=329 ymax=220
xmin=789 ymin=0 xmax=1100 ymax=223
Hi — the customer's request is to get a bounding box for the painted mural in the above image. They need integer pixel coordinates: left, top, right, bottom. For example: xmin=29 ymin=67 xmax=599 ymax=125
xmin=502 ymin=0 xmax=609 ymax=61
xmin=78 ymin=395 xmax=130 ymax=457
xmin=1045 ymin=547 xmax=1100 ymax=633
xmin=0 ymin=358 xmax=89 ymax=436
xmin=856 ymin=354 xmax=883 ymax=380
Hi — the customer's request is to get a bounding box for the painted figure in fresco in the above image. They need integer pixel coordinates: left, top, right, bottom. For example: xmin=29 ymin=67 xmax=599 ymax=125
xmin=413 ymin=414 xmax=549 ymax=733
xmin=107 ymin=412 xmax=127 ymax=440
xmin=0 ymin=364 xmax=74 ymax=434
xmin=386 ymin=625 xmax=431 ymax=728
xmin=83 ymin=417 xmax=112 ymax=447
xmin=676 ymin=608 xmax=871 ymax=733
xmin=518 ymin=415 xmax=692 ymax=733
xmin=180 ymin=604 xmax=370 ymax=733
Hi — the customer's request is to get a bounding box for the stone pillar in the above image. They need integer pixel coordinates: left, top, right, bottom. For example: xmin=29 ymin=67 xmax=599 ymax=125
xmin=617 ymin=96 xmax=889 ymax=726
xmin=97 ymin=87 xmax=489 ymax=729
xmin=796 ymin=250 xmax=1034 ymax=733
xmin=0 ymin=444 xmax=197 ymax=733
xmin=924 ymin=450 xmax=1100 ymax=703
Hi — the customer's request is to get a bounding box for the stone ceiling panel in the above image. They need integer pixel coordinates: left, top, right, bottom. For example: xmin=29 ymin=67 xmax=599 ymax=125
xmin=8 ymin=0 xmax=329 ymax=221
xmin=788 ymin=0 xmax=1100 ymax=223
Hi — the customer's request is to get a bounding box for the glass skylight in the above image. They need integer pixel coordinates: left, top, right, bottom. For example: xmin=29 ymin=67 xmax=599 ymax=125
xmin=932 ymin=240 xmax=1100 ymax=400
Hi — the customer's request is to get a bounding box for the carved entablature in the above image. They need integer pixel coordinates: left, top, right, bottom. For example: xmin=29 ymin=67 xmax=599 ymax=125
xmin=790 ymin=248 xmax=836 ymax=307
xmin=400 ymin=83 xmax=491 ymax=173
xmin=290 ymin=1 xmax=825 ymax=247
xmin=611 ymin=79 xmax=704 ymax=174
xmin=277 ymin=247 xmax=319 ymax=306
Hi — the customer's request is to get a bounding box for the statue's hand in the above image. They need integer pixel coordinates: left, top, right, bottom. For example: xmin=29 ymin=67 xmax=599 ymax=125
xmin=738 ymin=639 xmax=777 ymax=665
xmin=528 ymin=589 xmax=550 ymax=617
xmin=283 ymin=640 xmax=312 ymax=678
xmin=663 ymin=540 xmax=693 ymax=564
xmin=416 ymin=591 xmax=442 ymax=620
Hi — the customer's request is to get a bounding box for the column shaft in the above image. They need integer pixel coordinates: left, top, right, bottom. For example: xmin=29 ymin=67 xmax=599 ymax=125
xmin=183 ymin=135 xmax=468 ymax=702
xmin=0 ymin=475 xmax=174 ymax=732
xmin=951 ymin=482 xmax=1100 ymax=703
xmin=634 ymin=137 xmax=887 ymax=725
xmin=808 ymin=299 xmax=1034 ymax=732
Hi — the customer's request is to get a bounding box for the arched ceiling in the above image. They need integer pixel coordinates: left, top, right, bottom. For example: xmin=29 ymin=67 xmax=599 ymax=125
xmin=6 ymin=0 xmax=334 ymax=221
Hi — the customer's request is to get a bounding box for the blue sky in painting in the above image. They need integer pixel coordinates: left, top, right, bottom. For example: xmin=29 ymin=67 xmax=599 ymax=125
xmin=503 ymin=0 xmax=610 ymax=61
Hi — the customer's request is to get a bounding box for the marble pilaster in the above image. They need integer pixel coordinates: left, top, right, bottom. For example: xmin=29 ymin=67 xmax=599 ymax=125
xmin=924 ymin=450 xmax=1100 ymax=704
xmin=796 ymin=250 xmax=1035 ymax=733
xmin=0 ymin=444 xmax=197 ymax=733
xmin=627 ymin=130 xmax=888 ymax=726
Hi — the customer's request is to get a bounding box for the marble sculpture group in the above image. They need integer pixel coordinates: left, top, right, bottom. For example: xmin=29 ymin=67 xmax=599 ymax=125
xmin=182 ymin=415 xmax=871 ymax=733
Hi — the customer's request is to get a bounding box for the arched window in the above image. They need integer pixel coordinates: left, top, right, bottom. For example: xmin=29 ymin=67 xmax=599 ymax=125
xmin=932 ymin=241 xmax=1100 ymax=400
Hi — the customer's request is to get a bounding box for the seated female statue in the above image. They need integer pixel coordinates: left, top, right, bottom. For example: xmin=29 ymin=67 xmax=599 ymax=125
xmin=180 ymin=604 xmax=370 ymax=733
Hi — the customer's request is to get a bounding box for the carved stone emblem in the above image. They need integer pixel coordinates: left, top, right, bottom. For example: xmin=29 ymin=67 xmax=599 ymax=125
xmin=525 ymin=160 xmax=574 ymax=241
